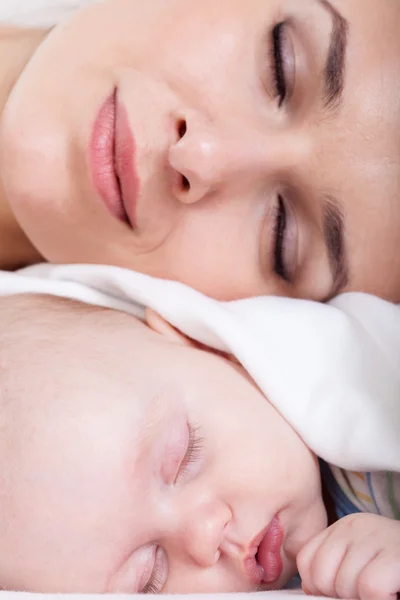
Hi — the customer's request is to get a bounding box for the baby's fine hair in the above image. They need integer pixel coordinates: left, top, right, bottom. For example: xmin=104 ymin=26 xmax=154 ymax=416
xmin=0 ymin=293 xmax=132 ymax=409
xmin=0 ymin=293 xmax=113 ymax=354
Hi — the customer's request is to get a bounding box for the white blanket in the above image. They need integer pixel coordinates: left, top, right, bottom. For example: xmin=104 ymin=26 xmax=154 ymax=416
xmin=0 ymin=592 xmax=308 ymax=599
xmin=1 ymin=263 xmax=400 ymax=473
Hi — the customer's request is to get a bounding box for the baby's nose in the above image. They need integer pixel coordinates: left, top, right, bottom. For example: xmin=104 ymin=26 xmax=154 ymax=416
xmin=178 ymin=496 xmax=232 ymax=567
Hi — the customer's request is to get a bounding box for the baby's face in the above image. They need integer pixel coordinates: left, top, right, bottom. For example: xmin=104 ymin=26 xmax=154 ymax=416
xmin=0 ymin=297 xmax=326 ymax=593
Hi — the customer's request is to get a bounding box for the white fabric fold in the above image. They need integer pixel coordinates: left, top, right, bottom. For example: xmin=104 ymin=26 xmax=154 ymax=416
xmin=0 ymin=0 xmax=94 ymax=27
xmin=1 ymin=263 xmax=399 ymax=472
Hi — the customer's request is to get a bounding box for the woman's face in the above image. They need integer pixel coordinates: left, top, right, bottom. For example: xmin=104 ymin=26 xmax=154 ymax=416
xmin=2 ymin=0 xmax=400 ymax=301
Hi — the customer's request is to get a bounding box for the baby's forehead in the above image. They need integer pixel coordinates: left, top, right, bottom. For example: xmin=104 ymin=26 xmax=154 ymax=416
xmin=0 ymin=300 xmax=156 ymax=420
xmin=0 ymin=296 xmax=145 ymax=377
xmin=0 ymin=295 xmax=237 ymax=412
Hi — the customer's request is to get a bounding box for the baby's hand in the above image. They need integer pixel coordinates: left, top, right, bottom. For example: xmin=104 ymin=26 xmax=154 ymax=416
xmin=297 ymin=513 xmax=400 ymax=600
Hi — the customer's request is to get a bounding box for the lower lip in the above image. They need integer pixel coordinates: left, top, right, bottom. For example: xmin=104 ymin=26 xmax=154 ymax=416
xmin=257 ymin=516 xmax=284 ymax=584
xmin=243 ymin=554 xmax=264 ymax=587
xmin=89 ymin=91 xmax=128 ymax=224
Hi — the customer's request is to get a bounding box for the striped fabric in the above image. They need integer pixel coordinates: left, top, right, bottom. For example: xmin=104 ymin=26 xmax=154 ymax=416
xmin=320 ymin=460 xmax=400 ymax=520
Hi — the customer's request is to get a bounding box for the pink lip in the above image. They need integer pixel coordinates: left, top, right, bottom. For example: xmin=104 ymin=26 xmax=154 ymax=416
xmin=242 ymin=525 xmax=269 ymax=586
xmin=243 ymin=517 xmax=284 ymax=586
xmin=243 ymin=552 xmax=264 ymax=586
xmin=89 ymin=90 xmax=139 ymax=227
xmin=114 ymin=92 xmax=139 ymax=228
xmin=256 ymin=516 xmax=284 ymax=584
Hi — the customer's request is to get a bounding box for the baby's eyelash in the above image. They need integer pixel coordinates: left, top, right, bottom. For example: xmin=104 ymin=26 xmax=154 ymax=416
xmin=142 ymin=565 xmax=164 ymax=595
xmin=177 ymin=423 xmax=204 ymax=480
xmin=142 ymin=548 xmax=167 ymax=595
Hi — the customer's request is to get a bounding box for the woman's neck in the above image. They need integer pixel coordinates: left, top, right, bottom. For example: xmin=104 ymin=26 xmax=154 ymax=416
xmin=0 ymin=25 xmax=47 ymax=270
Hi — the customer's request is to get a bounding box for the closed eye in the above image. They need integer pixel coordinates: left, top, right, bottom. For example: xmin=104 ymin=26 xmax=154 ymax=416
xmin=273 ymin=195 xmax=289 ymax=281
xmin=269 ymin=19 xmax=295 ymax=107
xmin=141 ymin=547 xmax=168 ymax=594
xmin=271 ymin=22 xmax=287 ymax=106
xmin=175 ymin=422 xmax=204 ymax=482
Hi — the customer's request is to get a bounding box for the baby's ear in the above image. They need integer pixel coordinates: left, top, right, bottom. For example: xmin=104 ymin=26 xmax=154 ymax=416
xmin=145 ymin=309 xmax=240 ymax=365
xmin=145 ymin=309 xmax=196 ymax=348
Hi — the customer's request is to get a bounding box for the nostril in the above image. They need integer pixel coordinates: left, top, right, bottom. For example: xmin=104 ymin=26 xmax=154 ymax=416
xmin=178 ymin=119 xmax=187 ymax=139
xmin=182 ymin=174 xmax=190 ymax=191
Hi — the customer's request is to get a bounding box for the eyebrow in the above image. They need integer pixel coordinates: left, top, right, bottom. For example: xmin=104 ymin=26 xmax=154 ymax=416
xmin=318 ymin=0 xmax=349 ymax=113
xmin=316 ymin=0 xmax=349 ymax=298
xmin=322 ymin=194 xmax=349 ymax=299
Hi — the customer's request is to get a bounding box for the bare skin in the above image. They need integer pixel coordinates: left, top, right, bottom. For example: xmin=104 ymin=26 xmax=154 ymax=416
xmin=0 ymin=26 xmax=44 ymax=269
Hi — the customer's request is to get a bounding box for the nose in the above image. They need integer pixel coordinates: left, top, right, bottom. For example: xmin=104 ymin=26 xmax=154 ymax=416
xmin=168 ymin=113 xmax=304 ymax=205
xmin=169 ymin=114 xmax=223 ymax=203
xmin=174 ymin=493 xmax=232 ymax=568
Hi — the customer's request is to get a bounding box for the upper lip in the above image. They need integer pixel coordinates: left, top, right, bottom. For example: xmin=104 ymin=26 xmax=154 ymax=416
xmin=89 ymin=88 xmax=139 ymax=228
xmin=241 ymin=525 xmax=270 ymax=586
xmin=241 ymin=517 xmax=284 ymax=587
xmin=89 ymin=89 xmax=129 ymax=225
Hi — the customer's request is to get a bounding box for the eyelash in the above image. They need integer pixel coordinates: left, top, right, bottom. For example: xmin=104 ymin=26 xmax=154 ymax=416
xmin=142 ymin=563 xmax=165 ymax=595
xmin=175 ymin=422 xmax=204 ymax=482
xmin=142 ymin=424 xmax=204 ymax=594
xmin=271 ymin=21 xmax=287 ymax=106
xmin=272 ymin=196 xmax=289 ymax=282
xmin=270 ymin=22 xmax=289 ymax=281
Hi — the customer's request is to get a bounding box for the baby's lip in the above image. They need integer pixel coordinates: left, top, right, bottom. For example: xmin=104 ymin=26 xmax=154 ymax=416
xmin=242 ymin=517 xmax=284 ymax=586
xmin=257 ymin=516 xmax=284 ymax=584
xmin=241 ymin=525 xmax=270 ymax=586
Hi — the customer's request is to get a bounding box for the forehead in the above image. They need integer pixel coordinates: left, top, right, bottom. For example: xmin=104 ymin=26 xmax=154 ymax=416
xmin=322 ymin=1 xmax=400 ymax=194
xmin=99 ymin=0 xmax=277 ymax=49
xmin=314 ymin=0 xmax=400 ymax=297
xmin=3 ymin=307 xmax=148 ymax=398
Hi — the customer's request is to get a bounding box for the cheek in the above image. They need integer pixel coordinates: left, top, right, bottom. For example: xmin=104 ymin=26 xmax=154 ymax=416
xmin=153 ymin=204 xmax=262 ymax=298
xmin=211 ymin=403 xmax=315 ymax=494
xmin=4 ymin=440 xmax=146 ymax=592
xmin=3 ymin=461 xmax=115 ymax=591
xmin=46 ymin=0 xmax=172 ymax=73
xmin=2 ymin=398 xmax=139 ymax=578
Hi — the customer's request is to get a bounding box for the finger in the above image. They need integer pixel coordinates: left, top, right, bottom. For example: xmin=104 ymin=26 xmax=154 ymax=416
xmin=297 ymin=528 xmax=334 ymax=596
xmin=335 ymin=544 xmax=384 ymax=599
xmin=357 ymin=548 xmax=400 ymax=600
xmin=301 ymin=585 xmax=313 ymax=596
xmin=306 ymin=532 xmax=349 ymax=598
xmin=297 ymin=528 xmax=330 ymax=587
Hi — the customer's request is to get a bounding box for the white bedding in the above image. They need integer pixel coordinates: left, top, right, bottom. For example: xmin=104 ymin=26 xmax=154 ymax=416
xmin=0 ymin=593 xmax=309 ymax=599
xmin=0 ymin=0 xmax=94 ymax=27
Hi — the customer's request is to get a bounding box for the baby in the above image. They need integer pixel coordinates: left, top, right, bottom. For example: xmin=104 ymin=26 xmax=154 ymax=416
xmin=0 ymin=293 xmax=398 ymax=598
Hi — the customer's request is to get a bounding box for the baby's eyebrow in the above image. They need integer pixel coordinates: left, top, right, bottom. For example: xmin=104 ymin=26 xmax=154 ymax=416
xmin=133 ymin=391 xmax=173 ymax=464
